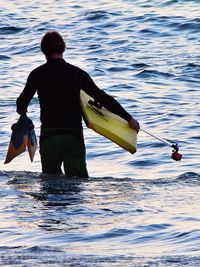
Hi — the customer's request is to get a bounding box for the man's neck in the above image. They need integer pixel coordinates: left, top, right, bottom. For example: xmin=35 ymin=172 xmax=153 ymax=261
xmin=46 ymin=53 xmax=63 ymax=60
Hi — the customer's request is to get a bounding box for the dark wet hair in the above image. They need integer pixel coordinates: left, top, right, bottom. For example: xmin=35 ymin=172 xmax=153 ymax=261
xmin=41 ymin=31 xmax=66 ymax=56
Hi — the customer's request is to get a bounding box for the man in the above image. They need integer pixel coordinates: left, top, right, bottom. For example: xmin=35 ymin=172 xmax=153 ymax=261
xmin=17 ymin=31 xmax=140 ymax=177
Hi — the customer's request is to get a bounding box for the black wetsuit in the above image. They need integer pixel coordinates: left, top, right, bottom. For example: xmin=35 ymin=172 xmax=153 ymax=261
xmin=17 ymin=58 xmax=131 ymax=129
xmin=16 ymin=58 xmax=132 ymax=176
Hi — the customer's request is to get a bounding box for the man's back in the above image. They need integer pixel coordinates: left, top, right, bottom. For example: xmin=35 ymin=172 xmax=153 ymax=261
xmin=17 ymin=58 xmax=98 ymax=129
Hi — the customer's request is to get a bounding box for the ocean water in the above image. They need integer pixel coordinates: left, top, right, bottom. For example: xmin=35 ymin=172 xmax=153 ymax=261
xmin=0 ymin=0 xmax=199 ymax=266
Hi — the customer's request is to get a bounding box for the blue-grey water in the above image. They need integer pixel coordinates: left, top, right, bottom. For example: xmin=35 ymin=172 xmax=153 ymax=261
xmin=0 ymin=0 xmax=200 ymax=266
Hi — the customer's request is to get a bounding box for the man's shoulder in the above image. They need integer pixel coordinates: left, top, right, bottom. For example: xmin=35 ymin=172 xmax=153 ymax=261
xmin=29 ymin=62 xmax=47 ymax=75
xmin=29 ymin=60 xmax=89 ymax=79
xmin=66 ymin=62 xmax=85 ymax=74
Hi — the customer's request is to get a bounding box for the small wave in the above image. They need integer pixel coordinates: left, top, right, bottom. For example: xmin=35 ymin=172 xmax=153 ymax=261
xmin=139 ymin=28 xmax=160 ymax=36
xmin=175 ymin=172 xmax=200 ymax=184
xmin=0 ymin=55 xmax=10 ymax=60
xmin=160 ymin=0 xmax=179 ymax=7
xmin=0 ymin=246 xmax=199 ymax=266
xmin=165 ymin=17 xmax=200 ymax=34
xmin=175 ymin=63 xmax=200 ymax=76
xmin=135 ymin=69 xmax=174 ymax=79
xmin=174 ymin=19 xmax=200 ymax=33
xmin=83 ymin=10 xmax=115 ymax=21
xmin=152 ymin=172 xmax=200 ymax=186
xmin=131 ymin=63 xmax=151 ymax=69
xmin=0 ymin=26 xmax=25 ymax=34
xmin=2 ymin=170 xmax=199 ymax=186
xmin=5 ymin=170 xmax=39 ymax=181
xmin=106 ymin=66 xmax=129 ymax=72
xmin=185 ymin=63 xmax=200 ymax=69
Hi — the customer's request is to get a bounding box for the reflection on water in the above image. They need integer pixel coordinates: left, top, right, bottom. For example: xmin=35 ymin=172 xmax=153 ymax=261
xmin=1 ymin=171 xmax=199 ymax=258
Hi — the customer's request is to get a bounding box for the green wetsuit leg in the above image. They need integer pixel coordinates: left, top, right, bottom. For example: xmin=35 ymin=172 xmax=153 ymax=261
xmin=40 ymin=135 xmax=63 ymax=175
xmin=62 ymin=135 xmax=88 ymax=178
xmin=40 ymin=134 xmax=88 ymax=177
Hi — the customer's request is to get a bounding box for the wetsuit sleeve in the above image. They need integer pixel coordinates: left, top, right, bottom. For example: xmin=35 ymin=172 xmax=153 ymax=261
xmin=81 ymin=71 xmax=132 ymax=121
xmin=16 ymin=71 xmax=37 ymax=114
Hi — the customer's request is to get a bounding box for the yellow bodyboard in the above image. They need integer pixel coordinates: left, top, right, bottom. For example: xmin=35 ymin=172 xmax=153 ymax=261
xmin=80 ymin=90 xmax=137 ymax=154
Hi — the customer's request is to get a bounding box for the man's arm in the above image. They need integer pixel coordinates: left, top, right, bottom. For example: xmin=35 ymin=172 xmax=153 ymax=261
xmin=94 ymin=90 xmax=140 ymax=133
xmin=81 ymin=70 xmax=140 ymax=133
xmin=16 ymin=71 xmax=37 ymax=114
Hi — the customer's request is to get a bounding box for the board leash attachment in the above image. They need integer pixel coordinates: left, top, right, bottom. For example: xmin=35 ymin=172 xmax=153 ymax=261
xmin=88 ymin=100 xmax=104 ymax=116
xmin=141 ymin=128 xmax=182 ymax=161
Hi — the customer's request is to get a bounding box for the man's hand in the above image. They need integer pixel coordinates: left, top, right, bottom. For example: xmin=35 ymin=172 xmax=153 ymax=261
xmin=128 ymin=117 xmax=140 ymax=133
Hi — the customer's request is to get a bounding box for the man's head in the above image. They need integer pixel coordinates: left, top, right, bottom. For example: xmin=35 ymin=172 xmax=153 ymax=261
xmin=41 ymin=31 xmax=66 ymax=58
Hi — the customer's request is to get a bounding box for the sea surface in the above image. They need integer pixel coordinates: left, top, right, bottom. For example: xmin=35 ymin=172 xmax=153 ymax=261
xmin=0 ymin=0 xmax=199 ymax=266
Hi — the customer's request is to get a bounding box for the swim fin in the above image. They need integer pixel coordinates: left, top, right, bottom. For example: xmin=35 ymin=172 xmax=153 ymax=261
xmin=4 ymin=114 xmax=37 ymax=164
xmin=27 ymin=120 xmax=37 ymax=162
